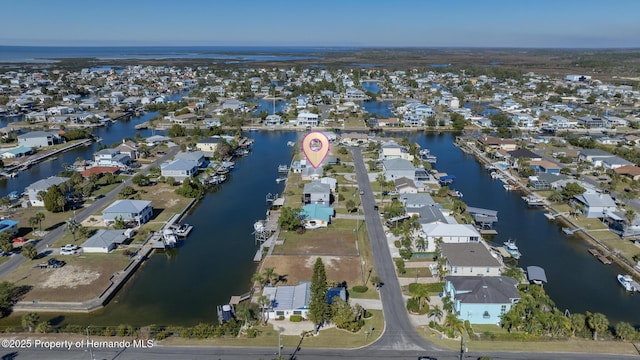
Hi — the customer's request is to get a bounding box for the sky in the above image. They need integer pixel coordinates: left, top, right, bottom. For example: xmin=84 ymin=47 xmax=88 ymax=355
xmin=2 ymin=0 xmax=639 ymax=48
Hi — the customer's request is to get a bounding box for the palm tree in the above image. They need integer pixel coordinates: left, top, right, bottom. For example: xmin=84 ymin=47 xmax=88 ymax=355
xmin=570 ymin=313 xmax=586 ymax=337
xmin=262 ymin=267 xmax=278 ymax=287
xmin=547 ymin=189 xmax=564 ymax=203
xmin=35 ymin=212 xmax=45 ymax=232
xmin=428 ymin=305 xmax=443 ymax=323
xmin=251 ymin=272 xmax=265 ymax=290
xmin=257 ymin=295 xmax=271 ymax=325
xmin=28 ymin=216 xmax=39 ymax=234
xmin=443 ymin=313 xmax=465 ymax=339
xmin=615 ymin=321 xmax=635 ymax=341
xmin=235 ymin=303 xmax=253 ymax=332
xmin=65 ymin=218 xmax=80 ymax=242
xmin=409 ymin=284 xmax=430 ymax=311
xmin=624 ymin=209 xmax=636 ymax=229
xmin=586 ymin=311 xmax=609 ymax=340
xmin=501 ymin=266 xmax=525 ymax=284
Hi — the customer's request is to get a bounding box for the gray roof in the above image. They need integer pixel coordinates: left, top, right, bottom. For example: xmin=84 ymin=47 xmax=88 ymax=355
xmin=81 ymin=229 xmax=127 ymax=249
xmin=18 ymin=131 xmax=56 ymax=139
xmin=382 ymin=158 xmax=415 ymax=171
xmin=263 ymin=282 xmax=310 ymax=311
xmin=198 ymin=137 xmax=224 ymax=144
xmin=534 ymin=172 xmax=568 ymax=183
xmin=161 ymin=159 xmax=198 ymax=171
xmin=447 ymin=276 xmax=520 ymax=304
xmin=103 ymin=199 xmax=152 ymax=214
xmin=467 ymin=207 xmax=498 ymax=218
xmin=407 ymin=205 xmax=447 ymax=224
xmin=303 ymin=181 xmax=331 ymax=194
xmin=602 ymin=156 xmax=633 ymax=166
xmin=96 ymin=148 xmax=119 ymax=155
xmin=26 ymin=176 xmax=70 ymax=192
xmin=574 ymin=193 xmax=616 ymax=207
xmin=175 ymin=151 xmax=206 ymax=162
xmin=526 ymin=266 xmax=547 ymax=283
xmin=440 ymin=243 xmax=502 ymax=267
xmin=146 ymin=135 xmax=171 ymax=143
xmin=578 ymin=148 xmax=612 ymax=157
xmin=400 ymin=193 xmax=435 ymax=207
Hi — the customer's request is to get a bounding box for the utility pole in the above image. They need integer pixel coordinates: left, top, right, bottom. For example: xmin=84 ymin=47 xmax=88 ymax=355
xmin=278 ymin=327 xmax=284 ymax=359
xmin=87 ymin=326 xmax=94 ymax=360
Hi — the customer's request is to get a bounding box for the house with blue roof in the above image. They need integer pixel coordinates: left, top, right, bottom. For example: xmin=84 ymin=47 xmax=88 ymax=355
xmin=0 ymin=146 xmax=33 ymax=159
xmin=0 ymin=220 xmax=18 ymax=237
xmin=301 ymin=204 xmax=335 ymax=229
xmin=102 ymin=200 xmax=152 ymax=227
xmin=262 ymin=282 xmax=311 ymax=320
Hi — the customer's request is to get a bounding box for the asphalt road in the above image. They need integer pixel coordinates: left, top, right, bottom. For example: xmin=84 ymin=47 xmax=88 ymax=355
xmin=0 ymin=146 xmax=180 ymax=281
xmin=351 ymin=147 xmax=437 ymax=353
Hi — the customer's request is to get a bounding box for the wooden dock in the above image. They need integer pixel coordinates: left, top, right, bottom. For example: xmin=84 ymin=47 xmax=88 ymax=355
xmin=588 ymin=248 xmax=612 ymax=265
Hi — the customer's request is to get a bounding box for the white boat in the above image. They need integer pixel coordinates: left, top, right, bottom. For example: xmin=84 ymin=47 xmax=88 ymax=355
xmin=617 ymin=274 xmax=636 ymax=291
xmin=503 ymin=239 xmax=522 ymax=260
xmin=254 ymin=221 xmax=265 ymax=233
xmin=275 ymin=177 xmax=287 ymax=184
xmin=173 ymin=223 xmax=193 ymax=237
xmin=522 ymin=195 xmax=545 ymax=206
xmin=287 ymin=141 xmax=296 ymax=147
xmin=162 ymin=229 xmax=178 ymax=248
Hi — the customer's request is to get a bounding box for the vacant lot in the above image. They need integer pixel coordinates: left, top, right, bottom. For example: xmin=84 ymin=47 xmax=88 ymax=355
xmin=273 ymin=228 xmax=358 ymax=256
xmin=261 ymin=254 xmax=361 ymax=288
xmin=4 ymin=254 xmax=131 ymax=302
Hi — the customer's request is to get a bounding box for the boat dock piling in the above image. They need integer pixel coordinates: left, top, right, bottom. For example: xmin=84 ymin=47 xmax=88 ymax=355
xmin=588 ymin=248 xmax=612 ymax=265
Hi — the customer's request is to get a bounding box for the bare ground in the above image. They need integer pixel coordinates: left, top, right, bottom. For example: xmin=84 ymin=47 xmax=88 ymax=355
xmin=261 ymin=255 xmax=361 ymax=286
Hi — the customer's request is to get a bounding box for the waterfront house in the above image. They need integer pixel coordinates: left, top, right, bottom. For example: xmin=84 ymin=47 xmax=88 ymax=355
xmin=296 ymin=110 xmax=319 ymax=127
xmin=444 ymin=276 xmax=520 ymax=325
xmin=196 ymin=137 xmax=224 ymax=157
xmin=265 ymin=114 xmax=283 ymax=126
xmin=601 ymin=156 xmax=633 ymax=170
xmin=382 ymin=158 xmax=415 ymax=182
xmin=80 ymin=166 xmax=120 ymax=178
xmin=145 ymin=135 xmax=171 ymax=145
xmin=93 ymin=149 xmax=131 ymax=169
xmin=421 ymin=224 xmax=482 ymax=252
xmin=203 ymin=118 xmax=222 ymax=128
xmin=301 ymin=204 xmax=335 ymax=228
xmin=161 ymin=159 xmax=199 ymax=182
xmin=578 ymin=116 xmax=607 ymax=129
xmin=262 ymin=282 xmax=310 ymax=320
xmin=406 ymin=205 xmax=449 ymax=225
xmin=0 ymin=146 xmax=33 ymax=159
xmin=303 ymin=181 xmax=331 ymax=205
xmin=440 ymin=243 xmax=502 ymax=277
xmin=603 ymin=211 xmax=640 ymax=238
xmin=17 ymin=131 xmax=62 ymax=148
xmin=81 ymin=229 xmax=128 ymax=253
xmin=379 ymin=140 xmax=414 ymax=161
xmin=115 ymin=140 xmax=139 ymax=160
xmin=0 ymin=219 xmax=18 ymax=237
xmin=174 ymin=151 xmax=207 ymax=168
xmin=573 ymin=193 xmax=617 ymax=218
xmin=102 ymin=199 xmax=153 ymax=227
xmin=319 ymin=177 xmax=337 ymax=192
xmin=25 ymin=176 xmax=70 ymax=206
xmin=477 ymin=136 xmax=517 ymax=151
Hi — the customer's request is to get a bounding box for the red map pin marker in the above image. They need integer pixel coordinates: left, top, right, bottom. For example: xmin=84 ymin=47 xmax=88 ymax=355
xmin=302 ymin=132 xmax=330 ymax=169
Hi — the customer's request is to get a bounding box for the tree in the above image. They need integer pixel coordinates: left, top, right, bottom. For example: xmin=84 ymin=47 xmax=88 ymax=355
xmin=34 ymin=212 xmax=45 ymax=233
xmin=28 ymin=216 xmax=39 ymax=234
xmin=132 ymin=174 xmax=150 ymax=186
xmin=277 ymin=207 xmax=303 ymax=231
xmin=21 ymin=243 xmax=37 ymax=260
xmin=251 ymin=272 xmax=265 ymax=290
xmin=570 ymin=313 xmax=586 ymax=337
xmin=43 ymin=185 xmax=67 ymax=212
xmin=547 ymin=190 xmax=564 ymax=203
xmin=22 ymin=312 xmax=39 ymax=332
xmin=345 ymin=199 xmax=356 ymax=213
xmin=586 ymin=311 xmax=609 ymax=340
xmin=408 ymin=283 xmax=430 ymax=311
xmin=257 ymin=295 xmax=271 ymax=324
xmin=501 ymin=267 xmax=525 ymax=283
xmin=451 ymin=113 xmax=467 ymax=131
xmin=624 ymin=209 xmax=636 ymax=229
xmin=561 ymin=182 xmax=586 ymax=201
xmin=308 ymin=257 xmax=329 ymax=327
xmin=444 ymin=313 xmax=466 ymax=339
xmin=261 ymin=267 xmax=279 ymax=287
xmin=428 ymin=304 xmax=444 ymax=323
xmin=614 ymin=321 xmax=635 ymax=341
xmin=0 ymin=232 xmax=13 ymax=254
xmin=65 ymin=218 xmax=80 ymax=242
xmin=118 ymin=186 xmax=137 ymax=199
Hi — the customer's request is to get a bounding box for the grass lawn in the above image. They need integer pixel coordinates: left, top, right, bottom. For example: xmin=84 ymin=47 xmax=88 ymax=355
xmin=415 ymin=326 xmax=639 ymax=355
xmin=161 ymin=310 xmax=384 ymax=348
xmin=398 ymin=267 xmax=432 ymax=278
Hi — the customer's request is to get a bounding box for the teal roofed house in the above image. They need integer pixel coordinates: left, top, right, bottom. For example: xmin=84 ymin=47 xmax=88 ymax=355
xmin=301 ymin=204 xmax=334 ymax=229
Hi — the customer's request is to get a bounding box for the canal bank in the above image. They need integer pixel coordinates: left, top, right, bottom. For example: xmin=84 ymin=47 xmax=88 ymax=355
xmin=410 ymin=132 xmax=640 ymax=326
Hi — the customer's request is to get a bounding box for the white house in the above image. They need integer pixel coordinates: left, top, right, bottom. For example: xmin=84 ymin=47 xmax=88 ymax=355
xmin=440 ymin=243 xmax=503 ymax=277
xmin=421 ymin=223 xmax=481 ymax=252
xmin=81 ymin=229 xmax=128 ymax=253
xmin=94 ymin=149 xmax=131 ymax=168
xmin=573 ymin=193 xmax=617 ymax=218
xmin=297 ymin=110 xmax=319 ymax=127
xmin=262 ymin=282 xmax=310 ymax=320
xmin=102 ymin=200 xmax=153 ymax=227
xmin=160 ymin=159 xmax=199 ymax=181
xmin=25 ymin=176 xmax=69 ymax=206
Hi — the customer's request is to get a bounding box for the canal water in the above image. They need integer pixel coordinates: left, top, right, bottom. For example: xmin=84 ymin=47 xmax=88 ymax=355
xmin=406 ymin=132 xmax=640 ymax=326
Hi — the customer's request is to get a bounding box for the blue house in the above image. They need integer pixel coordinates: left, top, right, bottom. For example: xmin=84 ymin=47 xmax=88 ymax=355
xmin=445 ymin=276 xmax=520 ymax=325
xmin=0 ymin=220 xmax=18 ymax=237
xmin=301 ymin=204 xmax=334 ymax=229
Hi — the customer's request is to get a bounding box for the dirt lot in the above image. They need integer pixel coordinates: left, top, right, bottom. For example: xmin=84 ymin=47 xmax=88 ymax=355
xmin=261 ymin=255 xmax=361 ymax=287
xmin=272 ymin=229 xmax=359 ymax=256
xmin=4 ymin=254 xmax=130 ymax=302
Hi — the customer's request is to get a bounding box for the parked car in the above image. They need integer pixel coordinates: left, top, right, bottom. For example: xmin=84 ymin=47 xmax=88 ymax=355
xmin=60 ymin=249 xmax=77 ymax=255
xmin=360 ymin=190 xmax=365 ymax=195
xmin=61 ymin=244 xmax=78 ymax=251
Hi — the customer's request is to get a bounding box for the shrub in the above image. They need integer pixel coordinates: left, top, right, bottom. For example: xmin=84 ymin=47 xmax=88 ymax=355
xmin=277 ymin=316 xmax=285 ymax=321
xmin=289 ymin=315 xmax=303 ymax=322
xmin=246 ymin=327 xmax=259 ymax=338
xmin=406 ymin=298 xmax=429 ymax=314
xmin=351 ymin=285 xmax=368 ymax=293
xmin=395 ymin=258 xmax=406 ymax=275
xmin=393 ymin=240 xmax=401 ymax=248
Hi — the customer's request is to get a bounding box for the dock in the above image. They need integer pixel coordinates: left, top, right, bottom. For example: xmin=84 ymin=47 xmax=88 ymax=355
xmin=588 ymin=248 xmax=612 ymax=265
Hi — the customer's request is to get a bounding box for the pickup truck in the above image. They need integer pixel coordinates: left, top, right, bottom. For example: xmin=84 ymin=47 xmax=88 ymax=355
xmin=35 ymin=258 xmax=66 ymax=269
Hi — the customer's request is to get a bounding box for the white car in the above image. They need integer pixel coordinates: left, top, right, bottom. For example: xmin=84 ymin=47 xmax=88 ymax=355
xmin=61 ymin=244 xmax=78 ymax=251
xmin=60 ymin=248 xmax=77 ymax=255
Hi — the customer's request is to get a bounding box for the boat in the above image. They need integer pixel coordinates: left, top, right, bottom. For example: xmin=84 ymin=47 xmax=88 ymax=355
xmin=162 ymin=229 xmax=178 ymax=248
xmin=287 ymin=141 xmax=296 ymax=147
xmin=503 ymin=239 xmax=522 ymax=260
xmin=522 ymin=195 xmax=545 ymax=207
xmin=172 ymin=223 xmax=193 ymax=237
xmin=217 ymin=304 xmax=236 ymax=323
xmin=254 ymin=221 xmax=265 ymax=233
xmin=617 ymin=274 xmax=636 ymax=292
xmin=275 ymin=177 xmax=287 ymax=184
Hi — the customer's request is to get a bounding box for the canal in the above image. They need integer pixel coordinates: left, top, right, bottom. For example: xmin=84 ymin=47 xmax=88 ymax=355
xmin=407 ymin=132 xmax=640 ymax=326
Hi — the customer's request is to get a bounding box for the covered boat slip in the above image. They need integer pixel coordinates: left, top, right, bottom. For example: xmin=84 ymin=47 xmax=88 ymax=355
xmin=527 ymin=266 xmax=548 ymax=285
xmin=467 ymin=206 xmax=498 ymax=229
